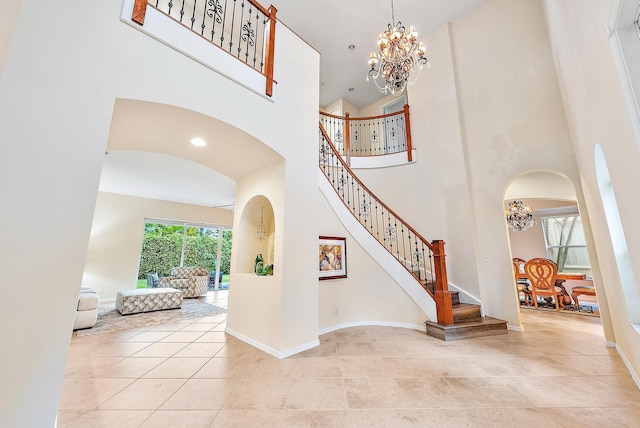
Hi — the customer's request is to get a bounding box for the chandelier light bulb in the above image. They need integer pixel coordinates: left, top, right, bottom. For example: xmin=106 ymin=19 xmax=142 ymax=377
xmin=368 ymin=52 xmax=378 ymax=68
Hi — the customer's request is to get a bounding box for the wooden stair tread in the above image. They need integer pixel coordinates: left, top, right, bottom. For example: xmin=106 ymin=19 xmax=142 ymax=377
xmin=424 ymin=316 xmax=508 ymax=341
xmin=427 ymin=316 xmax=507 ymax=329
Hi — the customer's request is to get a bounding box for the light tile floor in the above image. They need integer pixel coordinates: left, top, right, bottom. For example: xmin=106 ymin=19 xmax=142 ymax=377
xmin=59 ymin=291 xmax=640 ymax=427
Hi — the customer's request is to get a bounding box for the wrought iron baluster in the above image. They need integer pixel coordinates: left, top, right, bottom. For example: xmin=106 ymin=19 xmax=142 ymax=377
xmin=399 ymin=222 xmax=405 ymax=263
xmin=219 ymin=0 xmax=229 ymax=48
xmin=190 ymin=0 xmax=197 ymax=29
xmin=179 ymin=0 xmax=186 ymax=22
xmin=168 ymin=0 xmax=174 ymax=15
xmin=228 ymin=0 xmax=237 ymax=54
xmin=251 ymin=12 xmax=260 ymax=68
xmin=260 ymin=16 xmax=268 ymax=71
xmin=238 ymin=0 xmax=246 ymax=59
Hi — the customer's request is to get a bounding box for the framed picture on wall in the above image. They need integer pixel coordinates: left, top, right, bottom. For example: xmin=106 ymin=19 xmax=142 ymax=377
xmin=319 ymin=236 xmax=347 ymax=280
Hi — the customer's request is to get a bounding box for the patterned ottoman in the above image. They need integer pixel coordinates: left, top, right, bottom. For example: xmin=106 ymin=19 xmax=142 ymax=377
xmin=116 ymin=288 xmax=183 ymax=315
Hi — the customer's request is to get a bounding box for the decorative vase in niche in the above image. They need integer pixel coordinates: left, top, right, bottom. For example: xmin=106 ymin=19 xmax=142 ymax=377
xmin=255 ymin=254 xmax=265 ymax=275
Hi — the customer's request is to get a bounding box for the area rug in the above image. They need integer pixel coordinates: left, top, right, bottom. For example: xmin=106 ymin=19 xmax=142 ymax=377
xmin=520 ymin=301 xmax=600 ymax=317
xmin=76 ymin=299 xmax=227 ymax=337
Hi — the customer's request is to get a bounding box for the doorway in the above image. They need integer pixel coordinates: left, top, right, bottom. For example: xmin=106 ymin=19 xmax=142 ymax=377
xmin=504 ymin=172 xmax=599 ymax=317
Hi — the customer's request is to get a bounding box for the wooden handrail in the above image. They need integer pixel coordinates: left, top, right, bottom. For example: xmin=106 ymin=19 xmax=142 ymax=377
xmin=319 ymin=123 xmax=453 ymax=325
xmin=131 ymin=0 xmax=277 ymax=98
xmin=320 ymin=107 xmax=413 ymax=161
xmin=319 ymin=123 xmax=434 ymax=254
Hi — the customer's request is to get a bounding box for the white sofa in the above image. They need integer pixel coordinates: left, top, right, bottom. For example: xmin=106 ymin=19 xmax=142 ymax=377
xmin=73 ymin=287 xmax=100 ymax=330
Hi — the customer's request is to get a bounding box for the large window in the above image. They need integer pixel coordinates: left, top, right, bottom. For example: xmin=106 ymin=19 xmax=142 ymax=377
xmin=137 ymin=219 xmax=232 ymax=282
xmin=541 ymin=214 xmax=591 ymax=277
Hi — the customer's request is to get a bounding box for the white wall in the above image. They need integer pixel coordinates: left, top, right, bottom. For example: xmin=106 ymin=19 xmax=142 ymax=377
xmin=317 ymin=190 xmax=427 ymax=330
xmin=447 ymin=0 xmax=582 ymax=325
xmin=543 ymin=0 xmax=640 ymax=383
xmin=0 ymin=0 xmax=318 ymax=425
xmin=356 ymin=23 xmax=482 ymax=308
xmin=84 ymin=192 xmax=234 ymax=300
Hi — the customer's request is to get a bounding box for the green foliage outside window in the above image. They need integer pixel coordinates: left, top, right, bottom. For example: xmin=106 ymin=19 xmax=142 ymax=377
xmin=137 ymin=222 xmax=232 ymax=279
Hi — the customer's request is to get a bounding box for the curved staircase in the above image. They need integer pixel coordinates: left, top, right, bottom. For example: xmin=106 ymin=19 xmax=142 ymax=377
xmin=319 ymin=117 xmax=507 ymax=341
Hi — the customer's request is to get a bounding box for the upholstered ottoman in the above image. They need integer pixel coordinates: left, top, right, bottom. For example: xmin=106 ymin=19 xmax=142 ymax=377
xmin=73 ymin=287 xmax=100 ymax=330
xmin=116 ymin=288 xmax=183 ymax=315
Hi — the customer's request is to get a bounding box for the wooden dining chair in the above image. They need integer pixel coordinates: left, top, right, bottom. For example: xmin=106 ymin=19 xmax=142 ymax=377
xmin=512 ymin=258 xmax=531 ymax=305
xmin=523 ymin=258 xmax=562 ymax=310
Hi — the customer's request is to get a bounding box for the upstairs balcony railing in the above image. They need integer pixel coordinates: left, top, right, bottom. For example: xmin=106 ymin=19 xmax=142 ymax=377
xmin=132 ymin=0 xmax=277 ymax=96
xmin=319 ymin=123 xmax=454 ymax=326
xmin=319 ymin=105 xmax=413 ymax=166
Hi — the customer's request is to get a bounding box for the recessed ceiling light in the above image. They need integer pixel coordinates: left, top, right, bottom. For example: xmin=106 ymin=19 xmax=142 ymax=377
xmin=190 ymin=137 xmax=207 ymax=147
xmin=348 ymin=44 xmax=356 ymax=50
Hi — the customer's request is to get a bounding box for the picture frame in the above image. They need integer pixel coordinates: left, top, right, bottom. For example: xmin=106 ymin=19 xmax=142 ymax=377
xmin=319 ymin=236 xmax=347 ymax=280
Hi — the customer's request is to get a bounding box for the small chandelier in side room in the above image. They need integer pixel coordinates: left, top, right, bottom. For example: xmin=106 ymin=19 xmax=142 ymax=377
xmin=506 ymin=200 xmax=536 ymax=232
xmin=367 ymin=0 xmax=430 ymax=96
xmin=257 ymin=207 xmax=266 ymax=240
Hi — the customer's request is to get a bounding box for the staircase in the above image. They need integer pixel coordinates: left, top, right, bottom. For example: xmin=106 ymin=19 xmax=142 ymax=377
xmin=422 ymin=282 xmax=507 ymax=341
xmin=319 ymin=120 xmax=507 ymax=341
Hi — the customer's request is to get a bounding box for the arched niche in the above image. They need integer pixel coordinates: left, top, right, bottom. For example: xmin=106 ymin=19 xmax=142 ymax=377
xmin=236 ymin=195 xmax=275 ymax=274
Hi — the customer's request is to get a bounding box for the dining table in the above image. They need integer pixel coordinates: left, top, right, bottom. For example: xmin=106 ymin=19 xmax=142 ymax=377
xmin=516 ymin=271 xmax=587 ymax=306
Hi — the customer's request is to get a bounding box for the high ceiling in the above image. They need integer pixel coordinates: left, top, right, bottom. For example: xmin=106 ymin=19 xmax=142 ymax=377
xmin=274 ymin=0 xmax=489 ymax=109
xmin=100 ymin=1 xmax=490 ymax=208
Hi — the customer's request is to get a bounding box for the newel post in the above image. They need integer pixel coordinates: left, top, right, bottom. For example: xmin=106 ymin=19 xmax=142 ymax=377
xmin=404 ymin=104 xmax=413 ymax=163
xmin=132 ymin=0 xmax=148 ymax=25
xmin=432 ymin=239 xmax=454 ymax=326
xmin=264 ymin=5 xmax=278 ymax=97
xmin=344 ymin=112 xmax=351 ymax=167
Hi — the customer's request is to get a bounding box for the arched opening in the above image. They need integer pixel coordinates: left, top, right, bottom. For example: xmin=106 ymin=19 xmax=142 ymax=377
xmin=236 ymin=195 xmax=275 ymax=274
xmin=504 ymin=171 xmax=600 ymax=317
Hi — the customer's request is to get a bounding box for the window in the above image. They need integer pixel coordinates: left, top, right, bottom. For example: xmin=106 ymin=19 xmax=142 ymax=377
xmin=137 ymin=219 xmax=232 ymax=286
xmin=541 ymin=214 xmax=591 ymax=277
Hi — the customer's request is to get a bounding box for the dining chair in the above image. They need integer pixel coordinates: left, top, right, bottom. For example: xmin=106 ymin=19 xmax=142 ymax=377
xmin=513 ymin=258 xmax=531 ymax=305
xmin=523 ymin=258 xmax=562 ymax=310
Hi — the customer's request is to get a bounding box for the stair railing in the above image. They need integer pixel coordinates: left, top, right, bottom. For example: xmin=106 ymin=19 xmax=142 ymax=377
xmin=132 ymin=0 xmax=277 ymax=97
xmin=319 ymin=105 xmax=413 ymax=166
xmin=319 ymin=124 xmax=453 ymax=325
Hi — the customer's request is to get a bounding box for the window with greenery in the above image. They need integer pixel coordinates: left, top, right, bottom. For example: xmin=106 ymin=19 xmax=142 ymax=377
xmin=540 ymin=215 xmax=591 ymax=277
xmin=137 ymin=220 xmax=232 ymax=280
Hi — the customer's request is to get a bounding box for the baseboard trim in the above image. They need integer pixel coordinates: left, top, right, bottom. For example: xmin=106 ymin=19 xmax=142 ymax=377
xmin=507 ymin=324 xmax=523 ymax=332
xmin=224 ymin=328 xmax=319 ymax=359
xmin=614 ymin=342 xmax=640 ymax=391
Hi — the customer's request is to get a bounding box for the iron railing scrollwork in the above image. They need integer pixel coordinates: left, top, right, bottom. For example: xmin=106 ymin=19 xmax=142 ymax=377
xmin=132 ymin=0 xmax=277 ymax=97
xmin=319 ymin=105 xmax=414 ymax=165
xmin=319 ymin=123 xmax=453 ymax=325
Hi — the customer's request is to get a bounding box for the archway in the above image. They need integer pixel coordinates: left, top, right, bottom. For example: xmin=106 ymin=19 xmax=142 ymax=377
xmin=504 ymin=170 xmax=600 ymax=317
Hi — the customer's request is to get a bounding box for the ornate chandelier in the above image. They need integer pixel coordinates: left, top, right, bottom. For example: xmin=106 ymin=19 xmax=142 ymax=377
xmin=367 ymin=0 xmax=430 ymax=95
xmin=506 ymin=200 xmax=536 ymax=232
